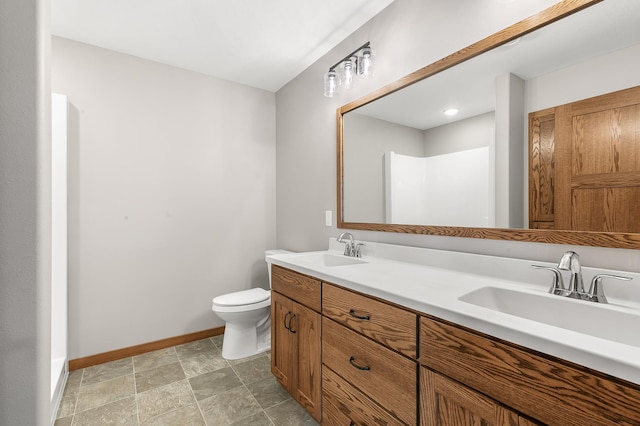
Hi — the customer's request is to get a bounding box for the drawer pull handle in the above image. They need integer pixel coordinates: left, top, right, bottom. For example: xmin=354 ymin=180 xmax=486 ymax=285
xmin=349 ymin=356 xmax=370 ymax=371
xmin=283 ymin=311 xmax=291 ymax=331
xmin=289 ymin=314 xmax=297 ymax=333
xmin=349 ymin=309 xmax=370 ymax=321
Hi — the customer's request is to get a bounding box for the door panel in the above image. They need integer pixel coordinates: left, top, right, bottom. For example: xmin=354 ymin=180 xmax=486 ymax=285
xmin=555 ymin=85 xmax=640 ymax=232
xmin=421 ymin=368 xmax=519 ymax=426
xmin=291 ymin=302 xmax=321 ymax=421
xmin=270 ymin=291 xmax=294 ymax=391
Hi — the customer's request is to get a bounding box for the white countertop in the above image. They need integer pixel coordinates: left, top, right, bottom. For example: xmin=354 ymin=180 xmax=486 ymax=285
xmin=266 ymin=239 xmax=640 ymax=385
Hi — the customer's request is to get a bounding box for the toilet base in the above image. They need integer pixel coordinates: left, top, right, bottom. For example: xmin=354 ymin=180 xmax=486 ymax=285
xmin=221 ymin=319 xmax=271 ymax=360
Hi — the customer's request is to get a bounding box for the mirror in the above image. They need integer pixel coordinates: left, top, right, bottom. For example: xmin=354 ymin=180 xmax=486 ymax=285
xmin=338 ymin=0 xmax=640 ymax=249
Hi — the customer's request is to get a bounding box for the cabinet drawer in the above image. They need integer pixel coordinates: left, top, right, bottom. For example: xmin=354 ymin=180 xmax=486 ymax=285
xmin=323 ymin=283 xmax=417 ymax=358
xmin=323 ymin=367 xmax=404 ymax=426
xmin=323 ymin=317 xmax=417 ymax=425
xmin=420 ymin=316 xmax=640 ymax=426
xmin=271 ymin=265 xmax=321 ymax=312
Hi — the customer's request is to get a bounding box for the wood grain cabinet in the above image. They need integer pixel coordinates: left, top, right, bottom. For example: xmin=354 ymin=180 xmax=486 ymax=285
xmin=421 ymin=368 xmax=538 ymax=426
xmin=270 ymin=266 xmax=322 ymax=421
xmin=322 ymin=283 xmax=418 ymax=425
xmin=420 ymin=316 xmax=640 ymax=426
xmin=271 ymin=266 xmax=640 ymax=425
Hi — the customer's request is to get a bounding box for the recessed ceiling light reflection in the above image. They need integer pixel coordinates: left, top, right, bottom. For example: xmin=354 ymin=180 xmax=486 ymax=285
xmin=443 ymin=108 xmax=459 ymax=116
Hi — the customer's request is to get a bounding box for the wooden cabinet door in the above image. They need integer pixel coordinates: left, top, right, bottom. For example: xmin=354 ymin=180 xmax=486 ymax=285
xmin=555 ymin=85 xmax=640 ymax=232
xmin=271 ymin=291 xmax=295 ymax=392
xmin=421 ymin=368 xmax=519 ymax=426
xmin=290 ymin=302 xmax=321 ymax=421
xmin=271 ymin=290 xmax=322 ymax=422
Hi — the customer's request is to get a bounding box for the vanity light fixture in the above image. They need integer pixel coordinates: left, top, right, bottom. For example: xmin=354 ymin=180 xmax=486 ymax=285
xmin=443 ymin=107 xmax=460 ymax=116
xmin=324 ymin=41 xmax=374 ymax=98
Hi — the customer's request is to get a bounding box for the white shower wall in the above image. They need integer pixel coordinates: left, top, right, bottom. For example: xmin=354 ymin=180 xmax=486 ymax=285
xmin=385 ymin=148 xmax=493 ymax=227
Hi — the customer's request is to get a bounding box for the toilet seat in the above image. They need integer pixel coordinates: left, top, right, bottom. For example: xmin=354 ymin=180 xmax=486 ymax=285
xmin=212 ymin=288 xmax=271 ymax=313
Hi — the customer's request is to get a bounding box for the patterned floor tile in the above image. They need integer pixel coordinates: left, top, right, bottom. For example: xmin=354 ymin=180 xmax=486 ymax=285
xmin=134 ymin=347 xmax=178 ymax=373
xmin=245 ymin=375 xmax=291 ymax=409
xmin=140 ymin=403 xmax=205 ymax=425
xmin=175 ymin=338 xmax=217 ymax=360
xmin=198 ymin=386 xmax=263 ymax=425
xmin=229 ymin=411 xmax=273 ymax=426
xmin=72 ymin=396 xmax=138 ymax=426
xmin=230 ymin=355 xmax=272 ymax=385
xmin=135 ymin=361 xmax=185 ymax=393
xmin=180 ymin=351 xmax=228 ymax=378
xmin=137 ymin=379 xmax=196 ymax=423
xmin=81 ymin=358 xmax=133 ymax=387
xmin=56 ymin=334 xmax=321 ymax=425
xmin=188 ymin=367 xmax=243 ymax=401
xmin=75 ymin=374 xmax=135 ymax=413
xmin=264 ymin=399 xmax=319 ymax=426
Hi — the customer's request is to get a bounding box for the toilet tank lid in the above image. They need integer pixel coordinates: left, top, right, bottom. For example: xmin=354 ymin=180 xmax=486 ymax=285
xmin=213 ymin=288 xmax=270 ymax=306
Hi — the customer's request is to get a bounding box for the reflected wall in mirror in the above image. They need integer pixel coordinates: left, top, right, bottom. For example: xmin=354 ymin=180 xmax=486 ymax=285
xmin=338 ymin=0 xmax=640 ymax=249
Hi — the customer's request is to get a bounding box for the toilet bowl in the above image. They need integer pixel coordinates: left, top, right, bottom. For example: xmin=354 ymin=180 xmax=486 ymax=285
xmin=211 ymin=249 xmax=292 ymax=360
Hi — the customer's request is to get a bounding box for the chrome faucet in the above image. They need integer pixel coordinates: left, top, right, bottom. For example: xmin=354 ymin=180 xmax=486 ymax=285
xmin=557 ymin=251 xmax=584 ymax=297
xmin=337 ymin=232 xmax=354 ymax=256
xmin=586 ymin=274 xmax=632 ymax=303
xmin=533 ymin=250 xmax=633 ymax=304
xmin=337 ymin=232 xmax=363 ymax=257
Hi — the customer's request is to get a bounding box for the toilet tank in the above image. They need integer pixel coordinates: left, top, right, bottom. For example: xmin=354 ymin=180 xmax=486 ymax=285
xmin=265 ymin=249 xmax=293 ymax=287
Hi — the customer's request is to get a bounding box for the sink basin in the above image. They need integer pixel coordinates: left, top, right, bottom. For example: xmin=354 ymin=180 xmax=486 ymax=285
xmin=291 ymin=252 xmax=367 ymax=267
xmin=459 ymin=287 xmax=640 ymax=347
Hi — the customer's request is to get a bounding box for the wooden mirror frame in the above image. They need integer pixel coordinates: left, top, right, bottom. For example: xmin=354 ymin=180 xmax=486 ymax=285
xmin=337 ymin=0 xmax=640 ymax=250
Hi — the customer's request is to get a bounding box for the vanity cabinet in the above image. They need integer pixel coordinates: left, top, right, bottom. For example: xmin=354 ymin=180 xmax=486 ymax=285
xmin=421 ymin=368 xmax=536 ymax=426
xmin=420 ymin=316 xmax=640 ymax=426
xmin=270 ymin=265 xmax=322 ymax=421
xmin=271 ymin=264 xmax=640 ymax=425
xmin=322 ymin=283 xmax=418 ymax=425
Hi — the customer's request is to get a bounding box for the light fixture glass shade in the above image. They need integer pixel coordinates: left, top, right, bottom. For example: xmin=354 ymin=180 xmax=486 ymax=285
xmin=324 ymin=70 xmax=338 ymax=97
xmin=340 ymin=57 xmax=357 ymax=90
xmin=357 ymin=46 xmax=374 ymax=78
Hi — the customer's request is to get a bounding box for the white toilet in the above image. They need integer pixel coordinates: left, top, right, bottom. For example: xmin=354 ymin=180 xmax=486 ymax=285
xmin=211 ymin=249 xmax=292 ymax=360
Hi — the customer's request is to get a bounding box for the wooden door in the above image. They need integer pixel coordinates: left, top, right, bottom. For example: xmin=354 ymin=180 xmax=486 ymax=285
xmin=420 ymin=368 xmax=519 ymax=426
xmin=270 ymin=291 xmax=295 ymax=392
xmin=529 ymin=108 xmax=556 ymax=229
xmin=290 ymin=301 xmax=322 ymax=421
xmin=555 ymin=85 xmax=640 ymax=232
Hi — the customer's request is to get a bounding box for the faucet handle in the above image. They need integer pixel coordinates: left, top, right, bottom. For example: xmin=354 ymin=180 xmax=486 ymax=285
xmin=354 ymin=243 xmax=365 ymax=258
xmin=587 ymin=274 xmax=632 ymax=304
xmin=532 ymin=265 xmax=565 ymax=295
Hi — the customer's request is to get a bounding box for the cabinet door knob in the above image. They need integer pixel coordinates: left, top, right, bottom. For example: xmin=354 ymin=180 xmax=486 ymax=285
xmin=349 ymin=356 xmax=370 ymax=371
xmin=349 ymin=309 xmax=370 ymax=321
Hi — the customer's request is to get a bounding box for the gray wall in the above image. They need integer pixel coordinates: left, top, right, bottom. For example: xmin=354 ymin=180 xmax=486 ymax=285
xmin=52 ymin=37 xmax=277 ymax=359
xmin=0 ymin=0 xmax=52 ymax=424
xmin=275 ymin=0 xmax=640 ymax=273
xmin=423 ymin=112 xmax=494 ymax=156
xmin=343 ymin=112 xmax=423 ymax=223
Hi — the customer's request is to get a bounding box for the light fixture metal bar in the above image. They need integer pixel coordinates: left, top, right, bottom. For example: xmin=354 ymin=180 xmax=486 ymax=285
xmin=328 ymin=41 xmax=371 ymax=71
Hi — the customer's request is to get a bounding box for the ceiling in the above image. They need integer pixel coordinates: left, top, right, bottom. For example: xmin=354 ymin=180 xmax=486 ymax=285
xmin=355 ymin=0 xmax=640 ymax=130
xmin=51 ymin=0 xmax=395 ymax=92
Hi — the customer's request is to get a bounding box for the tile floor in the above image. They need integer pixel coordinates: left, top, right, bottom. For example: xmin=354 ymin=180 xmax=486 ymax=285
xmin=55 ymin=335 xmax=319 ymax=425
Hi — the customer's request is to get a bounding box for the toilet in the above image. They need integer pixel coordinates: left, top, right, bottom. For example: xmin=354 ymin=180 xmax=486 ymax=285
xmin=211 ymin=249 xmax=292 ymax=360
